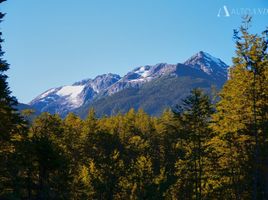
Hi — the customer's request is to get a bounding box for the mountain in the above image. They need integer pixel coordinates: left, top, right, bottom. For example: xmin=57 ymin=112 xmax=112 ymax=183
xmin=98 ymin=63 xmax=177 ymax=97
xmin=184 ymin=51 xmax=228 ymax=80
xmin=17 ymin=103 xmax=33 ymax=111
xmin=30 ymin=73 xmax=121 ymax=116
xmin=28 ymin=51 xmax=229 ymax=117
xmin=16 ymin=103 xmax=41 ymax=120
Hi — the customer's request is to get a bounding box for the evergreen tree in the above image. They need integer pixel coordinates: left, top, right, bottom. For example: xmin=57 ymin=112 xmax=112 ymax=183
xmin=211 ymin=17 xmax=268 ymax=199
xmin=0 ymin=1 xmax=25 ymax=198
xmin=83 ymin=108 xmax=98 ymax=136
xmin=0 ymin=0 xmax=22 ymax=140
xmin=62 ymin=113 xmax=86 ymax=199
xmin=25 ymin=113 xmax=71 ymax=199
xmin=83 ymin=130 xmax=123 ymax=199
xmin=169 ymin=89 xmax=214 ymax=199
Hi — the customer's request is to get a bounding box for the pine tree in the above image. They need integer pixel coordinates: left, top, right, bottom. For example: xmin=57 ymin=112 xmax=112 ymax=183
xmin=170 ymin=89 xmax=214 ymax=199
xmin=83 ymin=108 xmax=98 ymax=136
xmin=25 ymin=113 xmax=71 ymax=199
xmin=0 ymin=0 xmax=22 ymax=140
xmin=0 ymin=1 xmax=25 ymax=198
xmin=62 ymin=113 xmax=86 ymax=199
xmin=211 ymin=16 xmax=268 ymax=199
xmin=83 ymin=130 xmax=123 ymax=199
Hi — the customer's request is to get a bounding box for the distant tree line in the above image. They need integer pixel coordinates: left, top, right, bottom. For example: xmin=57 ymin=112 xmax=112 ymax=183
xmin=0 ymin=1 xmax=268 ymax=198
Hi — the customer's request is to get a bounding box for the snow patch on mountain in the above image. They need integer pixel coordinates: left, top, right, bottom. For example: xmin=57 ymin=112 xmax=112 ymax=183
xmin=57 ymin=85 xmax=85 ymax=98
xmin=134 ymin=66 xmax=151 ymax=78
xmin=104 ymin=63 xmax=177 ymax=95
xmin=39 ymin=88 xmax=57 ymax=99
xmin=56 ymin=85 xmax=85 ymax=107
xmin=90 ymin=84 xmax=100 ymax=93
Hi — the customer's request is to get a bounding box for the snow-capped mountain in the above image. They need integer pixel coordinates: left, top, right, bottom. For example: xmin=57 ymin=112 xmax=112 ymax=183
xmin=28 ymin=51 xmax=229 ymax=116
xmin=184 ymin=51 xmax=228 ymax=79
xmin=30 ymin=73 xmax=121 ymax=114
xmin=104 ymin=63 xmax=177 ymax=95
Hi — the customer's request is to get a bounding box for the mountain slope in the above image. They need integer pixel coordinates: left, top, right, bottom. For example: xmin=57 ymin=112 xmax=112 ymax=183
xmin=184 ymin=51 xmax=228 ymax=80
xmin=28 ymin=51 xmax=229 ymax=117
xmin=102 ymin=63 xmax=177 ymax=96
xmin=75 ymin=62 xmax=225 ymax=117
xmin=29 ymin=73 xmax=121 ymax=115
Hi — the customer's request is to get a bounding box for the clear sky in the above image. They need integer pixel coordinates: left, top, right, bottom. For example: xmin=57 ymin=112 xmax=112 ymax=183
xmin=1 ymin=0 xmax=268 ymax=103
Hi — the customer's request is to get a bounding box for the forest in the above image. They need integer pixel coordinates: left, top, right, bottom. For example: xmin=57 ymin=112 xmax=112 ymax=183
xmin=1 ymin=1 xmax=268 ymax=199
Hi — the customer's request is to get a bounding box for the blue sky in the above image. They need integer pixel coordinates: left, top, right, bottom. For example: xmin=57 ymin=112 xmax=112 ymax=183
xmin=1 ymin=0 xmax=268 ymax=103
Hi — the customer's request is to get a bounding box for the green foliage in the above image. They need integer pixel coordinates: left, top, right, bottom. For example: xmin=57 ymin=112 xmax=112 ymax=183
xmin=0 ymin=1 xmax=26 ymax=198
xmin=1 ymin=9 xmax=268 ymax=199
xmin=211 ymin=17 xmax=268 ymax=199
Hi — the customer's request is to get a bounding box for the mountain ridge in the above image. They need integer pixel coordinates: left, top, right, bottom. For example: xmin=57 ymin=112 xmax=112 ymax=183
xmin=27 ymin=51 xmax=229 ymax=117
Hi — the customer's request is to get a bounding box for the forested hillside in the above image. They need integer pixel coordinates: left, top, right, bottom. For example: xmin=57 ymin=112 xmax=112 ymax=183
xmin=0 ymin=1 xmax=268 ymax=199
xmin=76 ymin=73 xmax=220 ymax=118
